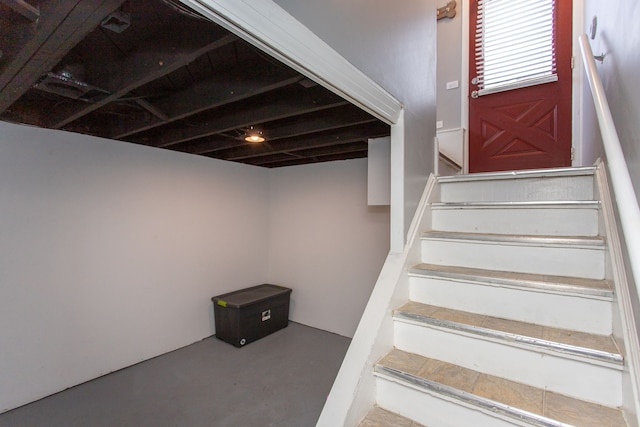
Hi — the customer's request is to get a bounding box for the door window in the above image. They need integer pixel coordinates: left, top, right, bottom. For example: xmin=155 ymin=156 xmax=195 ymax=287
xmin=474 ymin=0 xmax=557 ymax=97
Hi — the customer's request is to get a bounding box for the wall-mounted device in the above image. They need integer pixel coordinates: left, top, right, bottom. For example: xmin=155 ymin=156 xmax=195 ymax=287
xmin=437 ymin=1 xmax=456 ymax=20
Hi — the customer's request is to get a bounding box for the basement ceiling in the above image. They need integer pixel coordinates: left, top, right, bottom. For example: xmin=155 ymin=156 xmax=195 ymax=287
xmin=0 ymin=0 xmax=390 ymax=168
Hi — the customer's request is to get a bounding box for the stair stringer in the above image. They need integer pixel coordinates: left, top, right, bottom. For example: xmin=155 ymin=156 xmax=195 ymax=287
xmin=315 ymin=174 xmax=439 ymax=427
xmin=596 ymin=160 xmax=640 ymax=427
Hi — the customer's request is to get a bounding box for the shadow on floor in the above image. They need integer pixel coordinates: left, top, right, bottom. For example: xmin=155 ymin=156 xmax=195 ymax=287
xmin=0 ymin=322 xmax=350 ymax=427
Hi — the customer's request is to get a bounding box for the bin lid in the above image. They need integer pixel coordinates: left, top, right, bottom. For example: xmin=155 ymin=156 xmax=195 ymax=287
xmin=212 ymin=284 xmax=291 ymax=309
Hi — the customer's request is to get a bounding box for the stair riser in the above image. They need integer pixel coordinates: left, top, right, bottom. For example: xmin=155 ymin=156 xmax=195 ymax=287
xmin=409 ymin=276 xmax=613 ymax=335
xmin=375 ymin=376 xmax=531 ymax=427
xmin=420 ymin=239 xmax=605 ymax=279
xmin=439 ymin=176 xmax=594 ymax=203
xmin=394 ymin=321 xmax=622 ymax=407
xmin=431 ymin=206 xmax=599 ymax=236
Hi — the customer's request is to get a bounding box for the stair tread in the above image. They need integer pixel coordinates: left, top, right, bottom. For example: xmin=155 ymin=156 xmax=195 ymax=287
xmin=376 ymin=349 xmax=626 ymax=427
xmin=432 ymin=200 xmax=600 ymax=208
xmin=437 ymin=166 xmax=596 ymax=183
xmin=422 ymin=230 xmax=605 ymax=246
xmin=396 ymin=301 xmax=621 ymax=360
xmin=410 ymin=263 xmax=612 ymax=297
xmin=357 ymin=406 xmax=427 ymax=427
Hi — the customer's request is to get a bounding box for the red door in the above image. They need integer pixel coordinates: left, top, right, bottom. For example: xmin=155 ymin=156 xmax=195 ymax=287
xmin=468 ymin=0 xmax=573 ymax=173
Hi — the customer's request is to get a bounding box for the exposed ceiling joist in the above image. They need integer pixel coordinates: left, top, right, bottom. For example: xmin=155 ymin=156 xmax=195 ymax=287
xmin=0 ymin=0 xmax=39 ymax=21
xmin=167 ymin=104 xmax=376 ymax=155
xmin=219 ymin=121 xmax=389 ymax=161
xmin=144 ymin=85 xmax=347 ymax=149
xmin=134 ymin=99 xmax=168 ymax=121
xmin=253 ymin=150 xmax=369 ymax=169
xmin=249 ymin=141 xmax=368 ymax=166
xmin=0 ymin=0 xmax=390 ymax=168
xmin=48 ymin=32 xmax=237 ymax=129
xmin=0 ymin=0 xmax=127 ymax=113
xmin=111 ymin=64 xmax=301 ymax=140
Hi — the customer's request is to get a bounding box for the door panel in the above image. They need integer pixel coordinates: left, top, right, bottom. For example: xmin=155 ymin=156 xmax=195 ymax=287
xmin=469 ymin=0 xmax=573 ymax=173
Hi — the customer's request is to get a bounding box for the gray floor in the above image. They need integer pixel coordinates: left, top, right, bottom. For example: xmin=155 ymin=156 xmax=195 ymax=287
xmin=0 ymin=322 xmax=350 ymax=427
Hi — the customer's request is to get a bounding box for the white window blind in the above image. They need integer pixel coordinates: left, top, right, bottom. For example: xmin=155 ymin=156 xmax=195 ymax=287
xmin=475 ymin=0 xmax=557 ymax=96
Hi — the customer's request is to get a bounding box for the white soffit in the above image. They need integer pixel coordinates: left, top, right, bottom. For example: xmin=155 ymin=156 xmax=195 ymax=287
xmin=179 ymin=0 xmax=403 ymax=125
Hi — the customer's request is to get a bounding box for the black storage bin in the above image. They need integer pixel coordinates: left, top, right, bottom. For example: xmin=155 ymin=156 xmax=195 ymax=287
xmin=212 ymin=284 xmax=292 ymax=347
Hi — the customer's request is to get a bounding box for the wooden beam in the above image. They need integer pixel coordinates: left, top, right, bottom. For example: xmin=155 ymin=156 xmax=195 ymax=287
xmin=134 ymin=99 xmax=168 ymax=121
xmin=110 ymin=65 xmax=301 ymax=140
xmin=170 ymin=137 xmax=246 ymax=155
xmin=213 ymin=121 xmax=389 ymax=161
xmin=251 ymin=106 xmax=377 ymax=141
xmin=48 ymin=32 xmax=237 ymax=129
xmin=147 ymin=85 xmax=348 ymax=149
xmin=0 ymin=0 xmax=126 ymax=114
xmin=240 ymin=152 xmax=300 ymax=165
xmin=250 ymin=141 xmax=368 ymax=165
xmin=0 ymin=0 xmax=84 ymax=92
xmin=1 ymin=0 xmax=39 ymax=21
xmin=251 ymin=150 xmax=368 ymax=168
xmin=170 ymin=105 xmax=377 ymax=155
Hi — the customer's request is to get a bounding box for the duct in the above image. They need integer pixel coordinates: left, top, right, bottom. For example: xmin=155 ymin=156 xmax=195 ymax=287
xmin=33 ymin=65 xmax=110 ymax=103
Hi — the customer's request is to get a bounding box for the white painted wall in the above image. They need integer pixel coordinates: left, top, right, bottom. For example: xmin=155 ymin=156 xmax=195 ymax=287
xmin=581 ymin=1 xmax=640 ymax=202
xmin=435 ymin=2 xmax=466 ymax=171
xmin=0 ymin=122 xmax=271 ymax=412
xmin=267 ymin=159 xmax=390 ymax=337
xmin=581 ymin=4 xmax=640 ymax=424
xmin=368 ymin=137 xmax=391 ymax=206
xmin=272 ymin=0 xmax=437 ymax=240
xmin=436 ymin=2 xmax=464 ymax=132
xmin=0 ymin=122 xmax=390 ymax=413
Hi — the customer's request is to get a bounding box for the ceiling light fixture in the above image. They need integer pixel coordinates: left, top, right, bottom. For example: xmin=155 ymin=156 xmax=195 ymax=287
xmin=244 ymin=126 xmax=265 ymax=143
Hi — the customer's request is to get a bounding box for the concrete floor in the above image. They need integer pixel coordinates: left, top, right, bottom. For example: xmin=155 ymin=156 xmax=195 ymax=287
xmin=0 ymin=322 xmax=350 ymax=427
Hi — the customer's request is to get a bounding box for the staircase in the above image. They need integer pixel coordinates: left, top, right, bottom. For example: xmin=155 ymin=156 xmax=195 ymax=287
xmin=357 ymin=167 xmax=629 ymax=427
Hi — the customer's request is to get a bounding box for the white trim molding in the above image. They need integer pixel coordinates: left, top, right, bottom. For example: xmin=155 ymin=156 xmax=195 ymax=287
xmin=390 ymin=109 xmax=406 ymax=253
xmin=178 ymin=0 xmax=403 ymax=125
xmin=460 ymin=0 xmax=470 ymax=174
xmin=595 ymin=161 xmax=640 ymax=427
xmin=571 ymin=0 xmax=585 ymax=166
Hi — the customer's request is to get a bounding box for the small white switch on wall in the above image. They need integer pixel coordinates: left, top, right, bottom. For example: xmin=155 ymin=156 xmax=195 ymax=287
xmin=446 ymin=80 xmax=459 ymax=90
xmin=436 ymin=121 xmax=444 ymax=129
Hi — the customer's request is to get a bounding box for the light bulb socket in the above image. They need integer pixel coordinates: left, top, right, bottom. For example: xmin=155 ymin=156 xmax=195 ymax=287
xmin=244 ymin=126 xmax=265 ymax=143
xmin=245 ymin=134 xmax=265 ymax=143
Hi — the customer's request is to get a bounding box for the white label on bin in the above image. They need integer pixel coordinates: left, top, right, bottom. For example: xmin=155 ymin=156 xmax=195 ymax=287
xmin=262 ymin=309 xmax=271 ymax=321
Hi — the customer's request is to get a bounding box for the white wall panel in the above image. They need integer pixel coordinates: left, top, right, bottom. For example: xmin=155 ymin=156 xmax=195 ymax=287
xmin=267 ymin=159 xmax=390 ymax=337
xmin=0 ymin=122 xmax=270 ymax=412
xmin=582 ymin=0 xmax=640 ymax=201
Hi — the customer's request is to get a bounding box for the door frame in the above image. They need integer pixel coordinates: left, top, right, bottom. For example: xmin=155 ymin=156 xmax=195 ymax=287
xmin=460 ymin=0 xmax=586 ymax=172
